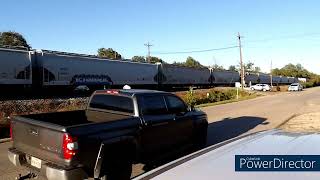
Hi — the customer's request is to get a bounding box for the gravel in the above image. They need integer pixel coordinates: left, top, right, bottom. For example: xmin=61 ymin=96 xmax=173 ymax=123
xmin=280 ymin=112 xmax=320 ymax=133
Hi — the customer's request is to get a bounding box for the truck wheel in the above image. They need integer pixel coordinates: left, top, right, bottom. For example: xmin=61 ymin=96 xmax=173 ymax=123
xmin=100 ymin=160 xmax=132 ymax=180
xmin=99 ymin=144 xmax=134 ymax=180
xmin=194 ymin=126 xmax=207 ymax=150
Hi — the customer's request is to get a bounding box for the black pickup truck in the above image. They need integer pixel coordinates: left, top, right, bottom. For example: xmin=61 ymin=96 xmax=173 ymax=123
xmin=8 ymin=89 xmax=208 ymax=180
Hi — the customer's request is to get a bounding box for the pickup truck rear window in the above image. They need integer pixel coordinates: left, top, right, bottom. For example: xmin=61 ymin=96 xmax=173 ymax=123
xmin=89 ymin=94 xmax=134 ymax=113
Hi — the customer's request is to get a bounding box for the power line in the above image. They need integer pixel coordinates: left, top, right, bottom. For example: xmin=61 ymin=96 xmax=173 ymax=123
xmin=152 ymin=45 xmax=238 ymax=55
xmin=145 ymin=32 xmax=320 ymax=56
xmin=245 ymin=32 xmax=320 ymax=44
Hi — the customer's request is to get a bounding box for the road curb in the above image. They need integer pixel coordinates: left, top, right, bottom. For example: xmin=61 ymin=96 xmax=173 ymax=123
xmin=0 ymin=138 xmax=11 ymax=144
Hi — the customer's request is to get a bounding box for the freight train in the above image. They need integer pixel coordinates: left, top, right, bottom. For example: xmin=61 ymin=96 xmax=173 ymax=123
xmin=0 ymin=47 xmax=298 ymax=92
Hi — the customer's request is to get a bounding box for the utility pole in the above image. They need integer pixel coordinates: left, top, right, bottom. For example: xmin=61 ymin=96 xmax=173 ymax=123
xmin=270 ymin=60 xmax=273 ymax=87
xmin=144 ymin=42 xmax=153 ymax=63
xmin=237 ymin=32 xmax=245 ymax=89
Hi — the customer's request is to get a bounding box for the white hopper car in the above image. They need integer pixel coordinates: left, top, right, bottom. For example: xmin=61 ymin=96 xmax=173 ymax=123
xmin=37 ymin=50 xmax=159 ymax=88
xmin=0 ymin=48 xmax=32 ymax=87
xmin=159 ymin=64 xmax=211 ymax=86
xmin=0 ymin=48 xmax=299 ymax=91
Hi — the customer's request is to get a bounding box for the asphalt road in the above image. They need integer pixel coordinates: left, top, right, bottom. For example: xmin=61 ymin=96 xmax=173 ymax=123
xmin=1 ymin=87 xmax=320 ymax=179
xmin=203 ymin=87 xmax=320 ymax=146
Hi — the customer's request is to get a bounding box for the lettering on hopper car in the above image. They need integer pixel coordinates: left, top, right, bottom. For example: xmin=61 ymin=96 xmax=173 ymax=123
xmin=70 ymin=74 xmax=113 ymax=85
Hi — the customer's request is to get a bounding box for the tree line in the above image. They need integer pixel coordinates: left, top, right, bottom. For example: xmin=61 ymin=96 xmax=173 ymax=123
xmin=271 ymin=63 xmax=320 ymax=86
xmin=0 ymin=31 xmax=30 ymax=49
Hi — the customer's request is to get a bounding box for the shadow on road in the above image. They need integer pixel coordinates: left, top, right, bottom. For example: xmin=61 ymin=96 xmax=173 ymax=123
xmin=142 ymin=116 xmax=268 ymax=174
xmin=206 ymin=116 xmax=269 ymax=146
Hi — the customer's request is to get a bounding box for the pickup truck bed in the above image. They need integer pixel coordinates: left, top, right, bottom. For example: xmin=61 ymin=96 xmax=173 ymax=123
xmin=9 ymin=89 xmax=208 ymax=180
xmin=20 ymin=110 xmax=91 ymax=126
xmin=11 ymin=109 xmax=139 ymax=179
xmin=21 ymin=110 xmax=132 ymax=126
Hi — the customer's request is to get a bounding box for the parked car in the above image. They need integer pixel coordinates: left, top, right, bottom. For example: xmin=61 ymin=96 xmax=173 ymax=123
xmin=288 ymin=83 xmax=303 ymax=91
xmin=133 ymin=130 xmax=320 ymax=180
xmin=8 ymin=89 xmax=208 ymax=180
xmin=250 ymin=84 xmax=271 ymax=91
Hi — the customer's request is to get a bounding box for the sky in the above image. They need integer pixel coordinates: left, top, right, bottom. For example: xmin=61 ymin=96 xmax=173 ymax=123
xmin=1 ymin=0 xmax=320 ymax=74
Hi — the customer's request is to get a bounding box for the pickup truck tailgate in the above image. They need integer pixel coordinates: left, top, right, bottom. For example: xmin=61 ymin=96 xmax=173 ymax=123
xmin=12 ymin=117 xmax=67 ymax=166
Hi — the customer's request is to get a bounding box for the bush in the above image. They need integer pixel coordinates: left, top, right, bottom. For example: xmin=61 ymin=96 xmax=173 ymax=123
xmin=0 ymin=98 xmax=88 ymax=124
xmin=180 ymin=88 xmax=251 ymax=106
xmin=302 ymin=81 xmax=314 ymax=88
xmin=184 ymin=88 xmax=197 ymax=107
xmin=301 ymin=75 xmax=320 ymax=88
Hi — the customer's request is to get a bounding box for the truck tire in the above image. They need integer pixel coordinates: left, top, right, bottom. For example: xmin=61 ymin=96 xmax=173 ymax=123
xmin=99 ymin=144 xmax=134 ymax=180
xmin=194 ymin=125 xmax=207 ymax=150
xmin=100 ymin=161 xmax=132 ymax=180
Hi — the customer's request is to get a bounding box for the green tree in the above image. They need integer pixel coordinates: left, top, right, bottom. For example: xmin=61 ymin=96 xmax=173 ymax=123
xmin=272 ymin=68 xmax=282 ymax=76
xmin=172 ymin=57 xmax=204 ymax=68
xmin=228 ymin=65 xmax=237 ymax=71
xmin=212 ymin=64 xmax=225 ymax=70
xmin=245 ymin=62 xmax=255 ymax=71
xmin=185 ymin=56 xmax=204 ymax=68
xmin=172 ymin=61 xmax=184 ymax=66
xmin=97 ymin=48 xmax=122 ymax=59
xmin=271 ymin=63 xmax=312 ymax=78
xmin=0 ymin=31 xmax=30 ymax=49
xmin=253 ymin=66 xmax=261 ymax=73
xmin=237 ymin=61 xmax=261 ymax=73
xmin=273 ymin=63 xmax=320 ymax=87
xmin=132 ymin=56 xmax=146 ymax=63
xmin=148 ymin=56 xmax=164 ymax=64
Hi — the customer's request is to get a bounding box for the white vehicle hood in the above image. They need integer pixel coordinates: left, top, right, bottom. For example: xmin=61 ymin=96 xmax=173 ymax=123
xmin=135 ymin=130 xmax=320 ymax=180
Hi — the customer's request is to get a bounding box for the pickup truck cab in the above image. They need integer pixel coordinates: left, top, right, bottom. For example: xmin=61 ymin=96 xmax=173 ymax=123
xmin=8 ymin=89 xmax=208 ymax=180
